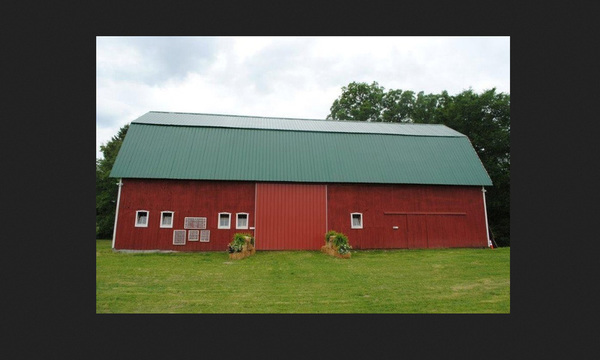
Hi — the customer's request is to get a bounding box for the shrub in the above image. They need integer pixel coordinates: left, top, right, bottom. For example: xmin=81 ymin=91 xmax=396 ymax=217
xmin=332 ymin=232 xmax=352 ymax=254
xmin=337 ymin=243 xmax=352 ymax=255
xmin=227 ymin=233 xmax=255 ymax=253
xmin=325 ymin=230 xmax=338 ymax=243
xmin=323 ymin=230 xmax=352 ymax=255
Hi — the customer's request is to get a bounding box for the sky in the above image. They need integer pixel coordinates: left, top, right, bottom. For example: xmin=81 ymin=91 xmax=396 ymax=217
xmin=96 ymin=36 xmax=510 ymax=159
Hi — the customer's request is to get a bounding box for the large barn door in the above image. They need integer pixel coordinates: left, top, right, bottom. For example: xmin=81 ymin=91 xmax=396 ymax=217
xmin=255 ymin=183 xmax=327 ymax=250
xmin=407 ymin=215 xmax=428 ymax=249
xmin=382 ymin=213 xmax=409 ymax=249
xmin=426 ymin=214 xmax=467 ymax=248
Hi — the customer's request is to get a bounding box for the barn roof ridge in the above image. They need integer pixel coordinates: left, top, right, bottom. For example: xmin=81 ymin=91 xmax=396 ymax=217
xmin=132 ymin=111 xmax=465 ymax=138
xmin=147 ymin=110 xmax=328 ymax=122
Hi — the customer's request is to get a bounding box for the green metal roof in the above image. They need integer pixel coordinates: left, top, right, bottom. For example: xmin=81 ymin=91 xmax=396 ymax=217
xmin=132 ymin=111 xmax=466 ymax=137
xmin=110 ymin=111 xmax=492 ymax=186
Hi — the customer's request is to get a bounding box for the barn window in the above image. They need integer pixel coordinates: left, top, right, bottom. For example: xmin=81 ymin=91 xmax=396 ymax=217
xmin=218 ymin=212 xmax=231 ymax=229
xmin=200 ymin=230 xmax=210 ymax=242
xmin=135 ymin=210 xmax=149 ymax=227
xmin=160 ymin=211 xmax=174 ymax=228
xmin=188 ymin=230 xmax=199 ymax=241
xmin=236 ymin=213 xmax=249 ymax=229
xmin=173 ymin=230 xmax=186 ymax=245
xmin=351 ymin=213 xmax=363 ymax=229
xmin=184 ymin=217 xmax=206 ymax=229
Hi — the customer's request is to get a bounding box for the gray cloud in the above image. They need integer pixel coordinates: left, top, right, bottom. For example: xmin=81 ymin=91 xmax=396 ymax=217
xmin=97 ymin=36 xmax=220 ymax=86
xmin=96 ymin=110 xmax=119 ymax=129
xmin=236 ymin=38 xmax=314 ymax=94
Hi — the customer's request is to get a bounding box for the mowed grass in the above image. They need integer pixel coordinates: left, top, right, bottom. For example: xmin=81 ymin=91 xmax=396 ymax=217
xmin=96 ymin=240 xmax=510 ymax=313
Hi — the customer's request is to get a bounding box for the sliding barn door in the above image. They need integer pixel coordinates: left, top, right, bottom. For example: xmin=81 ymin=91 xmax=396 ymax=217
xmin=255 ymin=183 xmax=327 ymax=250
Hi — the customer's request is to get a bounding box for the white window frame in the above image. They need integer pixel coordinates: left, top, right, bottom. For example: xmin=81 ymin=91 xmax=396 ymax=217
xmin=135 ymin=210 xmax=149 ymax=227
xmin=184 ymin=217 xmax=206 ymax=229
xmin=200 ymin=230 xmax=210 ymax=242
xmin=350 ymin=212 xmax=363 ymax=229
xmin=188 ymin=230 xmax=200 ymax=241
xmin=173 ymin=230 xmax=186 ymax=245
xmin=218 ymin=212 xmax=231 ymax=229
xmin=236 ymin=213 xmax=249 ymax=229
xmin=160 ymin=211 xmax=174 ymax=228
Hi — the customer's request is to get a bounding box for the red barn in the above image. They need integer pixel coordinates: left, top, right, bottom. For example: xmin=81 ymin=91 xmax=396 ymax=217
xmin=110 ymin=111 xmax=493 ymax=251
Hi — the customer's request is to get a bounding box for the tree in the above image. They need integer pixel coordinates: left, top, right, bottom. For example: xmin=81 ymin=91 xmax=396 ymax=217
xmin=327 ymin=82 xmax=510 ymax=246
xmin=381 ymin=89 xmax=415 ymax=123
xmin=96 ymin=124 xmax=129 ymax=239
xmin=327 ymin=81 xmax=385 ymax=121
xmin=412 ymin=91 xmax=443 ymax=124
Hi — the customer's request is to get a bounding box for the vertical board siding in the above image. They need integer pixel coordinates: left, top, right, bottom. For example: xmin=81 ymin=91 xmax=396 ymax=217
xmin=114 ymin=179 xmax=487 ymax=251
xmin=327 ymin=184 xmax=487 ymax=249
xmin=426 ymin=214 xmax=468 ymax=248
xmin=381 ymin=214 xmax=409 ymax=249
xmin=114 ymin=179 xmax=255 ymax=251
xmin=255 ymin=183 xmax=327 ymax=250
xmin=407 ymin=215 xmax=428 ymax=249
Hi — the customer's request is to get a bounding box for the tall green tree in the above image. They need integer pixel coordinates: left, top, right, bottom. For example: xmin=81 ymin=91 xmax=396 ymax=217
xmin=327 ymin=81 xmax=385 ymax=121
xmin=381 ymin=89 xmax=415 ymax=123
xmin=412 ymin=91 xmax=443 ymax=124
xmin=327 ymin=82 xmax=510 ymax=246
xmin=96 ymin=124 xmax=129 ymax=239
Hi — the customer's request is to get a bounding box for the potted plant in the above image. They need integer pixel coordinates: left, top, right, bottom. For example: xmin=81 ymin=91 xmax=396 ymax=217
xmin=227 ymin=233 xmax=255 ymax=259
xmin=325 ymin=230 xmax=337 ymax=245
xmin=321 ymin=230 xmax=352 ymax=259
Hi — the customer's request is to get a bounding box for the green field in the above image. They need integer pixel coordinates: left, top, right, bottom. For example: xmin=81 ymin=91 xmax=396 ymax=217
xmin=96 ymin=240 xmax=510 ymax=313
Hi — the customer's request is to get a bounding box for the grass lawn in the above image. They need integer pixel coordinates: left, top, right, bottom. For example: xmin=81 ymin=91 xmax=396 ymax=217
xmin=96 ymin=240 xmax=510 ymax=313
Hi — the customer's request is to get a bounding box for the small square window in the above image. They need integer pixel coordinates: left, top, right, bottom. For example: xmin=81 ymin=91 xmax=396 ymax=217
xmin=218 ymin=212 xmax=231 ymax=229
xmin=188 ymin=230 xmax=200 ymax=241
xmin=200 ymin=230 xmax=210 ymax=242
xmin=160 ymin=211 xmax=174 ymax=228
xmin=173 ymin=230 xmax=186 ymax=245
xmin=135 ymin=210 xmax=148 ymax=227
xmin=351 ymin=213 xmax=363 ymax=229
xmin=236 ymin=213 xmax=249 ymax=229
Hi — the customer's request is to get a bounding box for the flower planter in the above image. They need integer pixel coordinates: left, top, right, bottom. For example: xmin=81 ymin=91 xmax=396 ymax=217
xmin=228 ymin=251 xmax=246 ymax=260
xmin=334 ymin=252 xmax=351 ymax=259
xmin=320 ymin=241 xmax=351 ymax=259
xmin=228 ymin=234 xmax=256 ymax=260
xmin=228 ymin=241 xmax=255 ymax=260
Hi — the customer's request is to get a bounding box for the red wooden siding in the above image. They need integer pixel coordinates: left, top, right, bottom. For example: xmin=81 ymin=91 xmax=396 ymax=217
xmin=327 ymin=184 xmax=487 ymax=249
xmin=114 ymin=180 xmax=487 ymax=251
xmin=426 ymin=214 xmax=468 ymax=248
xmin=255 ymin=183 xmax=327 ymax=250
xmin=406 ymin=215 xmax=427 ymax=249
xmin=114 ymin=179 xmax=255 ymax=251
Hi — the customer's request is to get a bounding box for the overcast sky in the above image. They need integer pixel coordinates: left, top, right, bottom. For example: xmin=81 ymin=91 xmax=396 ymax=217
xmin=96 ymin=36 xmax=510 ymax=159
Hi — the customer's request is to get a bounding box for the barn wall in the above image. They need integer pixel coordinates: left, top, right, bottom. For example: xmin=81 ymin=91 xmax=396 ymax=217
xmin=327 ymin=184 xmax=488 ymax=249
xmin=114 ymin=179 xmax=255 ymax=251
xmin=114 ymin=180 xmax=488 ymax=251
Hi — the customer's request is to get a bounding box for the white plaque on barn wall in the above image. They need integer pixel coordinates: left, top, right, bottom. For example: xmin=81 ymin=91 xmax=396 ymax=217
xmin=200 ymin=230 xmax=210 ymax=242
xmin=173 ymin=230 xmax=186 ymax=245
xmin=188 ymin=230 xmax=200 ymax=241
xmin=184 ymin=217 xmax=207 ymax=229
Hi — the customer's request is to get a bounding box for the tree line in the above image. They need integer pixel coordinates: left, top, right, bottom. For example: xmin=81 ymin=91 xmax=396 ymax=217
xmin=96 ymin=124 xmax=128 ymax=239
xmin=96 ymin=81 xmax=510 ymax=246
